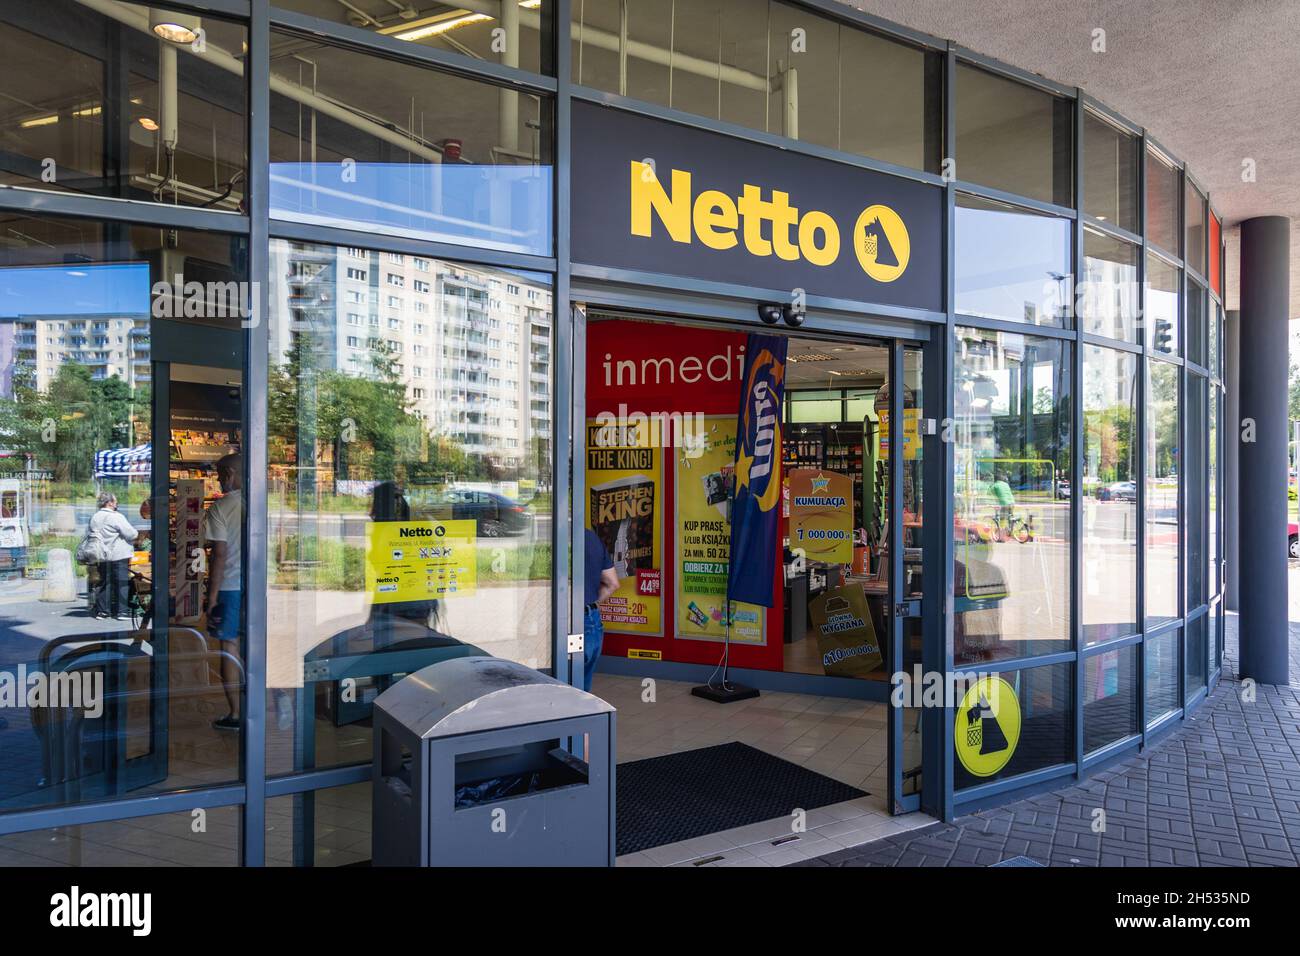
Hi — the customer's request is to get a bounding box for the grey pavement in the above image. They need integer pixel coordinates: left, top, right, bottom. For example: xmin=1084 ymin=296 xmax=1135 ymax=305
xmin=795 ymin=612 xmax=1300 ymax=867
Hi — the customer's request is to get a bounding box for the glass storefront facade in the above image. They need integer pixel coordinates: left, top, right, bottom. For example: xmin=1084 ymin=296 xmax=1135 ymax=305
xmin=0 ymin=0 xmax=1227 ymax=861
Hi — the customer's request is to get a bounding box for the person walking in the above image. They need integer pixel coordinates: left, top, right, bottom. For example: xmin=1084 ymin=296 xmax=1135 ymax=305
xmin=583 ymin=528 xmax=618 ymax=693
xmin=204 ymin=454 xmax=244 ymax=732
xmin=88 ymin=492 xmax=137 ymax=621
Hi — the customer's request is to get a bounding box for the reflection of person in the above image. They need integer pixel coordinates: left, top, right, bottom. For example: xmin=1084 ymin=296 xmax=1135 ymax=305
xmin=990 ymin=472 xmax=1015 ymax=523
xmin=89 ymin=492 xmax=137 ymax=620
xmin=370 ymin=481 xmax=410 ymax=522
xmin=136 ymin=498 xmax=152 ymax=552
xmin=583 ymin=528 xmax=618 ymax=693
xmin=204 ymin=454 xmax=243 ymax=731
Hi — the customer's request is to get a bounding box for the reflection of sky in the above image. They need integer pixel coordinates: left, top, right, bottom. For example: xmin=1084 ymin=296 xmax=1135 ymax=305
xmin=270 ymin=163 xmax=552 ymax=257
xmin=0 ymin=263 xmax=151 ymax=319
xmin=956 ymin=204 xmax=1070 ymax=323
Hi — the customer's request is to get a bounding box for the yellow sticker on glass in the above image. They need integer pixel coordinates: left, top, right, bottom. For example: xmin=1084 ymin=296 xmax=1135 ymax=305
xmin=954 ymin=675 xmax=1021 ymax=778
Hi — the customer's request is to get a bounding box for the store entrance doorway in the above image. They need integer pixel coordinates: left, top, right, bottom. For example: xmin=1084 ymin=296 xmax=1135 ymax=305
xmin=577 ymin=310 xmax=930 ymax=863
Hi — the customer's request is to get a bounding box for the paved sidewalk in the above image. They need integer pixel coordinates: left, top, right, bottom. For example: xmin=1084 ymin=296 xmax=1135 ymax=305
xmin=796 ymin=613 xmax=1300 ymax=867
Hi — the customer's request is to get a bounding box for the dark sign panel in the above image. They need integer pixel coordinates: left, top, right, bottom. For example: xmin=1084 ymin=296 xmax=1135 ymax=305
xmin=571 ymin=101 xmax=943 ymax=312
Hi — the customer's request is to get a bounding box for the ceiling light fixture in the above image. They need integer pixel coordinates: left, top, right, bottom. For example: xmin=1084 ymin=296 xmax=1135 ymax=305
xmin=139 ymin=117 xmax=160 ymax=131
xmin=149 ymin=9 xmax=201 ymax=44
xmin=20 ymin=115 xmax=58 ymax=128
xmin=393 ymin=12 xmax=491 ymax=41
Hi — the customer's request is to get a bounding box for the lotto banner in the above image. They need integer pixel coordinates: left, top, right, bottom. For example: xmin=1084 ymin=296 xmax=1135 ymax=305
xmin=586 ymin=419 xmax=663 ymax=636
xmin=809 ymin=584 xmax=883 ymax=678
xmin=364 ymin=519 xmax=477 ymax=603
xmin=727 ymin=333 xmax=788 ymax=608
xmin=788 ymin=468 xmax=854 ymax=564
xmin=674 ymin=416 xmax=765 ymax=645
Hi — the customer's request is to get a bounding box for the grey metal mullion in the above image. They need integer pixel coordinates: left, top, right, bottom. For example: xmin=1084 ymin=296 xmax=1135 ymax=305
xmin=1137 ymin=125 xmax=1149 ymax=738
xmin=887 ymin=341 xmax=905 ymax=811
xmin=568 ymin=86 xmax=948 ymax=189
xmin=792 ymin=0 xmax=947 ymax=52
xmin=1080 ymin=94 xmax=1142 ymax=137
xmin=0 ymin=785 xmax=247 ymax=838
xmin=953 ymin=46 xmax=1075 ymax=98
xmin=241 ymin=0 xmax=271 ymax=868
xmin=1081 ymin=631 xmax=1144 ymax=656
xmin=555 ymin=0 xmax=577 ymax=687
xmin=952 ymin=312 xmax=1075 ymax=341
xmin=953 ymin=180 xmax=1078 ymax=220
xmin=0 ymin=186 xmax=249 ymax=233
xmin=265 ymin=763 xmax=372 ymax=797
xmin=267 ymin=219 xmax=557 ymax=274
xmin=268 ymin=7 xmax=558 ymax=95
xmin=1080 ymin=330 xmax=1144 ymax=354
xmin=1071 ymin=88 xmax=1085 ymax=776
xmin=170 ymin=0 xmax=252 ymax=17
xmin=1081 ymin=214 xmax=1143 ymax=248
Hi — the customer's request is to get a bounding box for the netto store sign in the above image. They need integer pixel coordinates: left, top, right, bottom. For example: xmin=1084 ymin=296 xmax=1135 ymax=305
xmin=572 ymin=101 xmax=943 ymax=311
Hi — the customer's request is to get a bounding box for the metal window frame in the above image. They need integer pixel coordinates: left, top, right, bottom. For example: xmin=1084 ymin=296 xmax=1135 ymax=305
xmin=0 ymin=0 xmax=1225 ymax=847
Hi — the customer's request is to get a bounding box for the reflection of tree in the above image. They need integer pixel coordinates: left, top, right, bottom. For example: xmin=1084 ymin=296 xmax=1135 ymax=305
xmin=0 ymin=364 xmax=148 ymax=484
xmin=1085 ymin=406 xmax=1135 ymax=483
xmin=267 ymin=335 xmax=489 ymax=489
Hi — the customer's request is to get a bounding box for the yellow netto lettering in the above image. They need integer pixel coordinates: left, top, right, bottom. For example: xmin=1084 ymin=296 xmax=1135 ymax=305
xmin=630 ymin=161 xmax=904 ymax=273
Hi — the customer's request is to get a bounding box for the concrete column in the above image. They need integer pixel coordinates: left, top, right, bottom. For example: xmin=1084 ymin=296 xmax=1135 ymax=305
xmin=1224 ymin=309 xmax=1239 ymax=611
xmin=1236 ymin=216 xmax=1291 ymax=685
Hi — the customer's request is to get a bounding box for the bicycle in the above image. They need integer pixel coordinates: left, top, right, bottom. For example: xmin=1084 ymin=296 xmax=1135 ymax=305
xmin=990 ymin=510 xmax=1034 ymax=544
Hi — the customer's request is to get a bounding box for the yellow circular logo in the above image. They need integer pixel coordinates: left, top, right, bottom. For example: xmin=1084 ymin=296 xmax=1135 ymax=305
xmin=954 ymin=675 xmax=1021 ymax=778
xmin=853 ymin=204 xmax=910 ymax=282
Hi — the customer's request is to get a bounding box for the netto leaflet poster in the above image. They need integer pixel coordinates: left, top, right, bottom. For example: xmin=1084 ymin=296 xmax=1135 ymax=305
xmin=586 ymin=419 xmax=663 ymax=636
xmin=674 ymin=416 xmax=765 ymax=644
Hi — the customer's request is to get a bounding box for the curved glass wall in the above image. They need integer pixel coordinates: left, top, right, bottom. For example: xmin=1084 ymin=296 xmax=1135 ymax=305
xmin=0 ymin=0 xmax=1227 ymax=858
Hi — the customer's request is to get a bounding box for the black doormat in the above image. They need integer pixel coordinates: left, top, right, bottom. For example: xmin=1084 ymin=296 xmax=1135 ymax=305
xmin=616 ymin=741 xmax=867 ymax=857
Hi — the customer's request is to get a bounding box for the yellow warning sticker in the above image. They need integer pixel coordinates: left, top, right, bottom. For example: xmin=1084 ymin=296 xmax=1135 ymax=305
xmin=954 ymin=675 xmax=1021 ymax=777
xmin=627 ymin=648 xmax=662 ymax=661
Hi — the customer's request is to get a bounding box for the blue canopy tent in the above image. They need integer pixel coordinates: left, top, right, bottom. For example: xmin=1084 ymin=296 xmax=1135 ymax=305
xmin=94 ymin=444 xmax=151 ymax=479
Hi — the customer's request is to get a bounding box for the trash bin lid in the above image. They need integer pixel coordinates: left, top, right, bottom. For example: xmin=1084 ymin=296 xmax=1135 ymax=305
xmin=374 ymin=656 xmax=614 ymax=739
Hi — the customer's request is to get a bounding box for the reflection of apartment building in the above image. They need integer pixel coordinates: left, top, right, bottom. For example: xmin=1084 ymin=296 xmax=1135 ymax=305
xmin=269 ymin=243 xmax=552 ymax=469
xmin=11 ymin=315 xmax=151 ymax=391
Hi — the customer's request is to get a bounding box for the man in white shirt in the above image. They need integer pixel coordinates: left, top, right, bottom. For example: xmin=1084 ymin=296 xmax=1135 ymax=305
xmin=203 ymin=454 xmax=243 ymax=731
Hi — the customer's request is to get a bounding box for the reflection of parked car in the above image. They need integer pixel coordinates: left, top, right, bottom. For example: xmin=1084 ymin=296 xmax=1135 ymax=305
xmin=1100 ymin=480 xmax=1137 ymax=502
xmin=428 ymin=489 xmax=533 ymax=537
xmin=1055 ymin=479 xmax=1070 ymax=500
xmin=1290 ymin=522 xmax=1299 ymax=559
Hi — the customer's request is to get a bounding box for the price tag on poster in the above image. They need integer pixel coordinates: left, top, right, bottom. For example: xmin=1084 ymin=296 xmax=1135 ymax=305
xmin=674 ymin=415 xmax=765 ymax=645
xmin=586 ymin=419 xmax=663 ymax=636
xmin=364 ymin=519 xmax=477 ymax=602
xmin=788 ymin=468 xmax=854 ymax=563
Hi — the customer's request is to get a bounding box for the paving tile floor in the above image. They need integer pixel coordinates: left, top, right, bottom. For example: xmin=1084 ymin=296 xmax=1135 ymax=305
xmin=796 ymin=611 xmax=1300 ymax=867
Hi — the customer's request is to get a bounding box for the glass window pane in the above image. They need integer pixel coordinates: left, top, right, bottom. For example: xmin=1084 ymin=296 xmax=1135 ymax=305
xmin=268 ymin=783 xmax=371 ymax=867
xmin=0 ymin=1 xmax=247 ymax=211
xmin=1209 ymin=301 xmax=1222 ymax=381
xmin=277 ymin=0 xmax=554 ymax=74
xmin=953 ymin=328 xmax=1071 ymax=665
xmin=1083 ymin=645 xmax=1139 ymax=753
xmin=955 ymin=63 xmax=1072 ymax=206
xmin=1082 ymin=346 xmax=1138 ymax=645
xmin=1145 ymin=627 xmax=1180 ymax=725
xmin=266 ymin=241 xmax=554 ymax=776
xmin=956 ymin=195 xmax=1073 ymax=327
xmin=1146 ymin=254 xmax=1179 ymax=355
xmin=1185 ymin=614 xmax=1207 ymax=700
xmin=1083 ymin=110 xmax=1140 ymax=233
xmin=1184 ymin=180 xmax=1206 ymax=276
xmin=1186 ymin=375 xmax=1207 ymax=608
xmin=0 ymin=806 xmax=239 ymax=865
xmin=1145 ymin=149 xmax=1180 ymax=254
xmin=1186 ymin=281 xmax=1207 ymax=367
xmin=1209 ymin=214 xmax=1222 ymax=297
xmin=0 ymin=212 xmax=248 ymax=814
xmin=268 ymin=31 xmax=553 ymax=256
xmin=1210 ymin=384 xmax=1220 ymax=596
xmin=1081 ymin=228 xmax=1140 ymax=341
xmin=1145 ymin=360 xmax=1180 ymax=626
xmin=954 ymin=663 xmax=1072 ymax=791
xmin=571 ymin=0 xmax=942 ymax=172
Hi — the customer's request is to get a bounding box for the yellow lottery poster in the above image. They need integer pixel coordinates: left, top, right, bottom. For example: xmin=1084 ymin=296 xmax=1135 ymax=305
xmin=788 ymin=468 xmax=854 ymax=563
xmin=879 ymin=406 xmax=920 ymax=460
xmin=674 ymin=416 xmax=765 ymax=645
xmin=365 ymin=519 xmax=477 ymax=603
xmin=586 ymin=418 xmax=664 ymax=636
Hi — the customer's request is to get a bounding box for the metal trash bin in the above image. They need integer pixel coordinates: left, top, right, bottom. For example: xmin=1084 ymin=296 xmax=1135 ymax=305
xmin=372 ymin=656 xmax=616 ymax=866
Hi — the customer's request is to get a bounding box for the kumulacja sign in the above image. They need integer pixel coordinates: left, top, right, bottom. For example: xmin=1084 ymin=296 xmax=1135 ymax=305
xmin=571 ymin=101 xmax=943 ymax=311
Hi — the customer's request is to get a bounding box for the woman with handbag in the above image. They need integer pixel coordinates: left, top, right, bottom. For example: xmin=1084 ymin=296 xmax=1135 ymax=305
xmin=85 ymin=492 xmax=138 ymax=621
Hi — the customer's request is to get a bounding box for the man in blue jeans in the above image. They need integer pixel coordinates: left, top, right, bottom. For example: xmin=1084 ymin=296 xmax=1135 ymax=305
xmin=583 ymin=528 xmax=618 ymax=693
